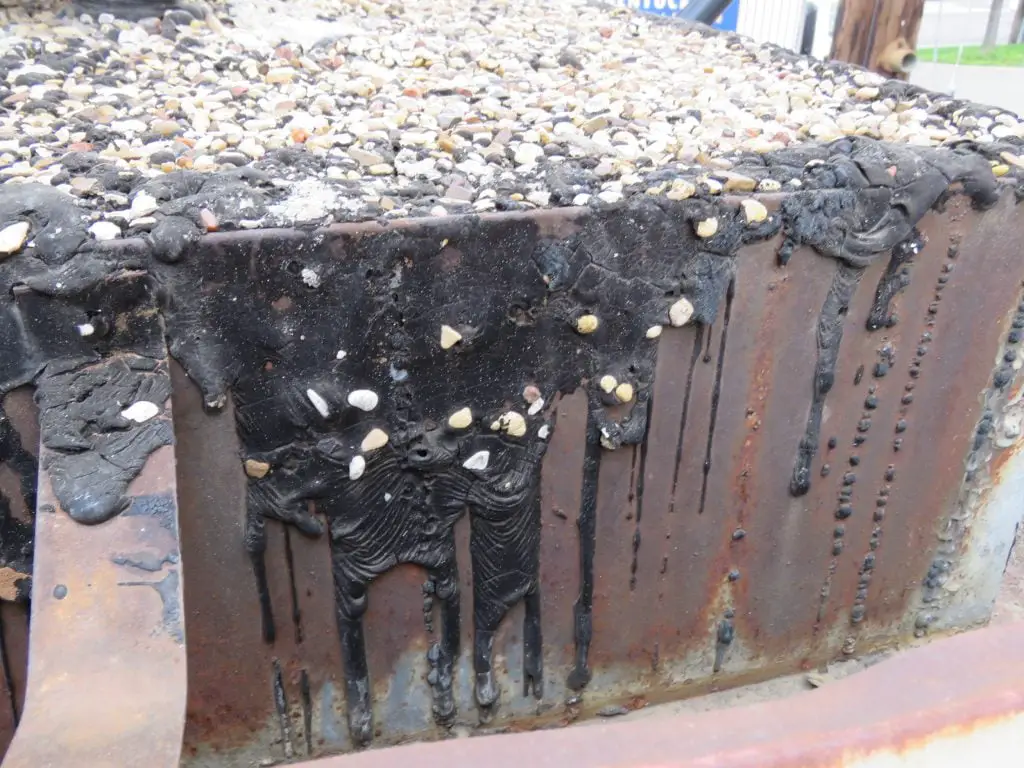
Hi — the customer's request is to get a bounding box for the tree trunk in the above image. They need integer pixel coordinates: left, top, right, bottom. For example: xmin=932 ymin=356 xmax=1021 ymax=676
xmin=1010 ymin=0 xmax=1024 ymax=43
xmin=983 ymin=0 xmax=1006 ymax=50
xmin=830 ymin=0 xmax=926 ymax=79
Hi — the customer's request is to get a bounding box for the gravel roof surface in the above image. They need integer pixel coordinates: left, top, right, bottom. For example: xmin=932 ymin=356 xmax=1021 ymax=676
xmin=0 ymin=0 xmax=1021 ymax=238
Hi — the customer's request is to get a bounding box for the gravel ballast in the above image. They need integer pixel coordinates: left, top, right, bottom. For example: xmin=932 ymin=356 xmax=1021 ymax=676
xmin=0 ymin=0 xmax=1021 ymax=236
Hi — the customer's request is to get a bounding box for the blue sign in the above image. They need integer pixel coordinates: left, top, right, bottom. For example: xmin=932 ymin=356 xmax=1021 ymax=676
xmin=622 ymin=0 xmax=739 ymax=32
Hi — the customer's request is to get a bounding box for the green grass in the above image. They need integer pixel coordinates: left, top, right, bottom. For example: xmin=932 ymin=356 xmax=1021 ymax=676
xmin=916 ymin=43 xmax=1024 ymax=67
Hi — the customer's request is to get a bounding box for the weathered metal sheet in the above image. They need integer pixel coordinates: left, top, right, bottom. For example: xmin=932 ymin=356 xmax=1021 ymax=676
xmin=162 ymin=185 xmax=1024 ymax=765
xmin=287 ymin=619 xmax=1024 ymax=768
xmin=0 ymin=139 xmax=1021 ymax=766
xmin=1 ymin=276 xmax=187 ymax=768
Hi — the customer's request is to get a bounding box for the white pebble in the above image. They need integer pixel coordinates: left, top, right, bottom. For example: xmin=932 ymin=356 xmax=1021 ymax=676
xmin=463 ymin=450 xmax=490 ymax=471
xmin=306 ymin=388 xmax=331 ymax=418
xmin=538 ymin=424 xmax=551 ymax=440
xmin=121 ymin=401 xmax=160 ymax=423
xmin=89 ymin=221 xmax=122 ymax=241
xmin=349 ymin=455 xmax=366 ymax=481
xmin=527 ymin=397 xmax=545 ymax=416
xmin=646 ymin=325 xmax=663 ymax=339
xmin=300 ymin=268 xmax=321 ymax=288
xmin=347 ymin=389 xmax=379 ymax=412
xmin=76 ymin=323 xmax=95 ymax=337
xmin=130 ymin=192 xmax=159 ymax=219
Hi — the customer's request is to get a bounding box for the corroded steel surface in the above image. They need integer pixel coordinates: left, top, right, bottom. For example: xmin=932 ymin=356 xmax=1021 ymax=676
xmin=1 ymin=282 xmax=187 ymax=767
xmin=164 ymin=189 xmax=1024 ymax=765
xmin=289 ymin=619 xmax=1024 ymax=768
xmin=0 ymin=180 xmax=1019 ymax=765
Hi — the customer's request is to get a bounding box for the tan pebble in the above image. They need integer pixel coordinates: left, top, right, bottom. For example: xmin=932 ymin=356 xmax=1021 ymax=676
xmin=522 ymin=385 xmax=542 ymax=404
xmin=490 ymin=419 xmax=501 ymax=431
xmin=369 ymin=163 xmax=395 ymax=176
xmin=666 ymin=179 xmax=696 ymax=200
xmin=0 ymin=221 xmax=30 ymax=256
xmin=741 ymin=199 xmax=769 ymax=224
xmin=499 ymin=411 xmax=527 ymax=438
xmin=702 ymin=177 xmax=723 ymax=195
xmin=1000 ymin=151 xmax=1024 ymax=169
xmin=440 ymin=324 xmax=463 ymax=349
xmin=599 ymin=374 xmax=618 ymax=393
xmin=576 ymin=314 xmax=600 ymax=334
xmin=992 ymin=164 xmax=1010 ymax=177
xmin=361 ymin=428 xmax=389 ymax=452
xmin=448 ymin=407 xmax=473 ymax=430
xmin=669 ymin=297 xmax=695 ymax=327
xmin=722 ymin=173 xmax=756 ymax=193
xmin=695 ymin=217 xmax=718 ymax=238
xmin=855 ymin=86 xmax=880 ymax=101
xmin=757 ymin=178 xmax=782 ymax=193
xmin=244 ymin=459 xmax=270 ymax=479
xmin=646 ymin=325 xmax=663 ymax=339
xmin=614 ymin=382 xmax=634 ymax=403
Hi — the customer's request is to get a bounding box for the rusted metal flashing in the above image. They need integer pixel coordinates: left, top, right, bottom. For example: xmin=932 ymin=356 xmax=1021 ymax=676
xmin=0 ymin=274 xmax=187 ymax=768
xmin=0 ymin=135 xmax=1022 ymax=764
xmin=287 ymin=620 xmax=1024 ymax=768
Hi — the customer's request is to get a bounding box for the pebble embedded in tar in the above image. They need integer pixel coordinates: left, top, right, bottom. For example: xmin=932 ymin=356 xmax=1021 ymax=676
xmin=695 ymin=217 xmax=719 ymax=239
xmin=741 ymin=199 xmax=769 ymax=224
xmin=76 ymin=323 xmax=95 ymax=337
xmin=528 ymin=397 xmax=545 ymax=416
xmin=361 ymin=428 xmax=389 ymax=452
xmin=614 ymin=382 xmax=635 ymax=403
xmin=244 ymin=459 xmax=271 ymax=479
xmin=497 ymin=411 xmax=527 ymax=438
xmin=0 ymin=221 xmax=30 ymax=256
xmin=599 ymin=375 xmax=618 ymax=393
xmin=440 ymin=325 xmax=463 ymax=349
xmin=575 ymin=314 xmax=600 ymax=334
xmin=448 ymin=407 xmax=473 ymax=429
xmin=463 ymin=451 xmax=490 ymax=471
xmin=349 ymin=455 xmax=366 ymax=480
xmin=300 ymin=268 xmax=321 ymax=288
xmin=669 ymin=297 xmax=695 ymax=327
xmin=130 ymin=192 xmax=159 ymax=219
xmin=538 ymin=424 xmax=551 ymax=440
xmin=306 ymin=388 xmax=331 ymax=418
xmin=121 ymin=401 xmax=160 ymax=423
xmin=88 ymin=221 xmax=122 ymax=241
xmin=522 ymin=385 xmax=543 ymax=404
xmin=347 ymin=389 xmax=379 ymax=412
xmin=646 ymin=325 xmax=664 ymax=339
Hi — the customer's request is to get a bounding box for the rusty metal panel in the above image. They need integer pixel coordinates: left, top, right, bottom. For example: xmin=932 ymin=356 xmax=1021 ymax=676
xmin=159 ymin=182 xmax=1024 ymax=766
xmin=1 ymin=276 xmax=188 ymax=768
xmin=288 ymin=619 xmax=1024 ymax=768
xmin=0 ymin=138 xmax=1019 ymax=765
